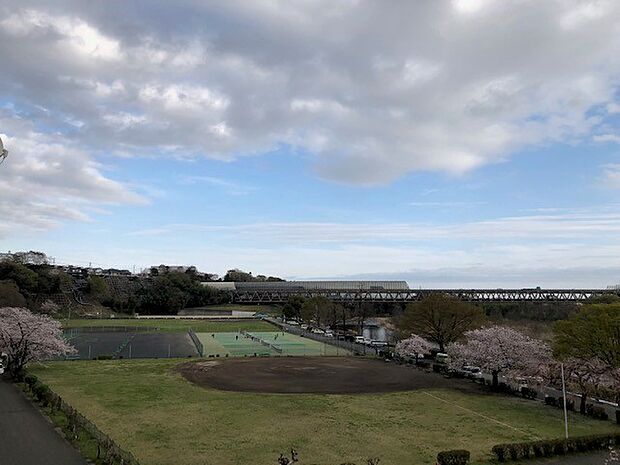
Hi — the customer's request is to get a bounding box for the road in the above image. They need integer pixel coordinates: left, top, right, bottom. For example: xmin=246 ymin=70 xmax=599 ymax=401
xmin=0 ymin=378 xmax=87 ymax=465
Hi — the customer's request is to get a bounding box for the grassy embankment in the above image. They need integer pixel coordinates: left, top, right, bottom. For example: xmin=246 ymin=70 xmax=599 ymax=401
xmin=31 ymin=359 xmax=618 ymax=465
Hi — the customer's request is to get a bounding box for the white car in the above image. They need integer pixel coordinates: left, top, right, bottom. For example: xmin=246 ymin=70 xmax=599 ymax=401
xmin=0 ymin=362 xmax=4 ymax=375
xmin=311 ymin=328 xmax=325 ymax=334
xmin=354 ymin=336 xmax=366 ymax=344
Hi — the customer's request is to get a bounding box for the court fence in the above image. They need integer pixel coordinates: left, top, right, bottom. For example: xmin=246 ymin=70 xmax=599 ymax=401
xmin=24 ymin=378 xmax=141 ymax=465
xmin=188 ymin=328 xmax=204 ymax=357
xmin=265 ymin=317 xmax=374 ymax=356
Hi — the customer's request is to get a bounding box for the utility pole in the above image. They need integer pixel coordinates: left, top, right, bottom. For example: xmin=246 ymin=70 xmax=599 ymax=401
xmin=561 ymin=363 xmax=569 ymax=439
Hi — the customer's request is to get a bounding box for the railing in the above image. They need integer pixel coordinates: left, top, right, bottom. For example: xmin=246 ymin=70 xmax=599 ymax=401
xmin=26 ymin=383 xmax=141 ymax=465
xmin=232 ymin=288 xmax=619 ymax=303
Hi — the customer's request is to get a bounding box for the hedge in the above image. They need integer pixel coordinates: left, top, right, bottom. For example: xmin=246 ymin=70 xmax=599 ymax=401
xmin=437 ymin=449 xmax=470 ymax=465
xmin=520 ymin=386 xmax=537 ymax=400
xmin=492 ymin=433 xmax=620 ymax=462
xmin=24 ymin=374 xmax=38 ymax=387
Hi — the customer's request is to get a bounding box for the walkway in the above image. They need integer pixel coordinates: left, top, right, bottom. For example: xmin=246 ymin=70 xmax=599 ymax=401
xmin=0 ymin=378 xmax=86 ymax=465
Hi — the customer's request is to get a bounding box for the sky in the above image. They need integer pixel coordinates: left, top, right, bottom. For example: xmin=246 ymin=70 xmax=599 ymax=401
xmin=1 ymin=0 xmax=620 ymax=287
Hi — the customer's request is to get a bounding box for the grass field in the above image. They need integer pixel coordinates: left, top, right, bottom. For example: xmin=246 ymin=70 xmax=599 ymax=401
xmin=62 ymin=318 xmax=278 ymax=333
xmin=196 ymin=331 xmax=349 ymax=357
xmin=30 ymin=360 xmax=618 ymax=465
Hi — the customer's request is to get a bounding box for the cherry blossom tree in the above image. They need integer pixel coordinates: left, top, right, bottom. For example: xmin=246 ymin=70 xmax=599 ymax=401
xmin=395 ymin=334 xmax=434 ymax=359
xmin=0 ymin=307 xmax=75 ymax=377
xmin=540 ymin=358 xmax=605 ymax=413
xmin=448 ymin=326 xmax=551 ymax=388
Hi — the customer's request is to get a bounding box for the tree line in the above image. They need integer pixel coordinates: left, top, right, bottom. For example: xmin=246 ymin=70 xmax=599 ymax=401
xmin=394 ymin=294 xmax=619 ymax=403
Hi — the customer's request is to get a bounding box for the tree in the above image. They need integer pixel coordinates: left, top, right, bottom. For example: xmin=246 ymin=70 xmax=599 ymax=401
xmin=540 ymin=358 xmax=606 ymax=413
xmin=448 ymin=326 xmax=550 ymax=388
xmin=301 ymin=296 xmax=332 ymax=327
xmin=397 ymin=295 xmax=485 ymax=352
xmin=395 ymin=334 xmax=433 ymax=359
xmin=0 ymin=307 xmax=75 ymax=377
xmin=0 ymin=280 xmax=27 ymax=307
xmin=553 ymin=303 xmax=620 ymax=371
xmin=0 ymin=260 xmax=39 ymax=293
xmin=282 ymin=295 xmax=305 ymax=320
xmin=352 ymin=302 xmax=375 ymax=333
xmin=87 ymin=275 xmax=111 ymax=302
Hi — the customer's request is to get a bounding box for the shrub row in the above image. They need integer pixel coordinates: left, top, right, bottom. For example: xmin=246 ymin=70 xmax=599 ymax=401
xmin=492 ymin=433 xmax=620 ymax=462
xmin=436 ymin=449 xmax=470 ymax=465
xmin=586 ymin=404 xmax=609 ymax=421
xmin=520 ymin=386 xmax=538 ymax=400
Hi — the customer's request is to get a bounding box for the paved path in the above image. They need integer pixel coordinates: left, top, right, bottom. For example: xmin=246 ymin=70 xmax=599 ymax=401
xmin=0 ymin=378 xmax=87 ymax=465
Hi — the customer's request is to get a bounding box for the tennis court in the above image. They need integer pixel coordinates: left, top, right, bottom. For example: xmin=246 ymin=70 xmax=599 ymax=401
xmin=195 ymin=331 xmax=350 ymax=357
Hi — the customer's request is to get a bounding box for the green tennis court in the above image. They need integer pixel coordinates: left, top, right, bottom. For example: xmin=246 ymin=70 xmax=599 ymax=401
xmin=248 ymin=331 xmax=349 ymax=356
xmin=196 ymin=331 xmax=350 ymax=357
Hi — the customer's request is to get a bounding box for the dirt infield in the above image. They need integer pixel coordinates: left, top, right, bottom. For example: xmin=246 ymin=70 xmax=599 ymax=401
xmin=177 ymin=357 xmax=483 ymax=394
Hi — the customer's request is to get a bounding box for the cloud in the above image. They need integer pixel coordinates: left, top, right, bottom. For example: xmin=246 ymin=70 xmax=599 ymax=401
xmin=125 ymin=209 xmax=620 ymax=243
xmin=179 ymin=175 xmax=254 ymax=196
xmin=0 ymin=113 xmax=145 ymax=236
xmin=602 ymin=164 xmax=620 ymax=188
xmin=594 ymin=134 xmax=620 ymax=143
xmin=1 ymin=1 xmax=620 ymax=184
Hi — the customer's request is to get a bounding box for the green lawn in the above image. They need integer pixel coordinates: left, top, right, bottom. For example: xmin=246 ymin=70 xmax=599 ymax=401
xmin=30 ymin=360 xmax=618 ymax=465
xmin=61 ymin=318 xmax=278 ymax=333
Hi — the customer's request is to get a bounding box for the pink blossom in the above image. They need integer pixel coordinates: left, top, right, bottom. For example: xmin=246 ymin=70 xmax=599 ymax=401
xmin=0 ymin=307 xmax=76 ymax=375
xmin=395 ymin=334 xmax=434 ymax=358
xmin=448 ymin=326 xmax=551 ymax=385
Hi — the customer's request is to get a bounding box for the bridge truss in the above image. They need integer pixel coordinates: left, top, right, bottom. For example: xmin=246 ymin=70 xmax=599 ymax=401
xmin=231 ymin=288 xmax=619 ymax=304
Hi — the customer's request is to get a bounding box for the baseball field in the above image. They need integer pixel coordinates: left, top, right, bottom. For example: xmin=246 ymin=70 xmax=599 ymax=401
xmin=29 ymin=357 xmax=618 ymax=465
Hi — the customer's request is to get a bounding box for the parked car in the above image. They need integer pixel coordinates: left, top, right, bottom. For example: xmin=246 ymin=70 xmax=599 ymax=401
xmin=311 ymin=328 xmax=325 ymax=334
xmin=462 ymin=365 xmax=483 ymax=380
xmin=354 ymin=336 xmax=366 ymax=344
xmin=324 ymin=330 xmax=334 ymax=338
xmin=370 ymin=340 xmax=388 ymax=348
xmin=300 ymin=324 xmax=309 ymax=330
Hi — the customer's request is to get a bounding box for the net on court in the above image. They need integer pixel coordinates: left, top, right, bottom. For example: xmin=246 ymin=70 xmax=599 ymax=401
xmin=248 ymin=331 xmax=349 ymax=356
xmin=195 ymin=331 xmax=350 ymax=357
xmin=196 ymin=332 xmax=275 ymax=357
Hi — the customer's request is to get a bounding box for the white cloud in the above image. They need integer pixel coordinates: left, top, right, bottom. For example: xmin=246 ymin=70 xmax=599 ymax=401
xmin=178 ymin=175 xmax=253 ymax=196
xmin=0 ymin=114 xmax=145 ymax=235
xmin=1 ymin=9 xmax=121 ymax=60
xmin=594 ymin=134 xmax=620 ymax=143
xmin=0 ymin=1 xmax=619 ymax=184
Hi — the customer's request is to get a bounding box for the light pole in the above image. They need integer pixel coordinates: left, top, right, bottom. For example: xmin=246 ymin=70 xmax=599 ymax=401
xmin=0 ymin=136 xmax=8 ymax=165
xmin=561 ymin=363 xmax=569 ymax=439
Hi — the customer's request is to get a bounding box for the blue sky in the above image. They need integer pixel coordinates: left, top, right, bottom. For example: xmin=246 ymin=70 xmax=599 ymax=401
xmin=1 ymin=1 xmax=620 ymax=287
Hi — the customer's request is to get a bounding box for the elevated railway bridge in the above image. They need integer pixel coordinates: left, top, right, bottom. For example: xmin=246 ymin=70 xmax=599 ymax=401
xmin=203 ymin=281 xmax=619 ymax=304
